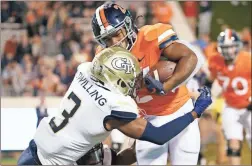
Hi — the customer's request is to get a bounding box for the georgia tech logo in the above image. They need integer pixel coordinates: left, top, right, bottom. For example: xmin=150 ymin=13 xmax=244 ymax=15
xmin=111 ymin=57 xmax=133 ymax=74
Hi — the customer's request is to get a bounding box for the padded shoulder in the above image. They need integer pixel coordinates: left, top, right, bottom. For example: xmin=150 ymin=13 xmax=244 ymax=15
xmin=141 ymin=23 xmax=175 ymax=42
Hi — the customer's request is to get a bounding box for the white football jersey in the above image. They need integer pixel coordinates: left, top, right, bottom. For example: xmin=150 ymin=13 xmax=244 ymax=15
xmin=34 ymin=62 xmax=139 ymax=165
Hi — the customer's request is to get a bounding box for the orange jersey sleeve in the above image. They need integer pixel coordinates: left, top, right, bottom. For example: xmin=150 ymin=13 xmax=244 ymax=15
xmin=132 ymin=23 xmax=179 ymax=69
xmin=237 ymin=51 xmax=251 ymax=76
xmin=143 ymin=23 xmax=178 ymax=51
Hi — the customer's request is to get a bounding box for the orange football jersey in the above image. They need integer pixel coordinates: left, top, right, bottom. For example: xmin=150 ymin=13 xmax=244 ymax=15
xmin=208 ymin=51 xmax=251 ymax=109
xmin=96 ymin=23 xmax=191 ymax=116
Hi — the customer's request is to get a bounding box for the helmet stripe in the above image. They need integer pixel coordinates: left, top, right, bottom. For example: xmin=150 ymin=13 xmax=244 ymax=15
xmin=99 ymin=7 xmax=109 ymax=28
xmin=224 ymin=29 xmax=232 ymax=44
xmin=227 ymin=29 xmax=232 ymax=39
xmin=95 ymin=6 xmax=105 ymax=33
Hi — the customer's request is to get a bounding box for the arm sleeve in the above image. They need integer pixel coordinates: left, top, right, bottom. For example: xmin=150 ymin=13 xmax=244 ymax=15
xmin=139 ymin=112 xmax=194 ymax=145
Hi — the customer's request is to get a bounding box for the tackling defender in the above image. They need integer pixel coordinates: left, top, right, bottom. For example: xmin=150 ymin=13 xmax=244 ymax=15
xmin=92 ymin=2 xmax=204 ymax=165
xmin=18 ymin=47 xmax=211 ymax=165
xmin=207 ymin=29 xmax=251 ymax=165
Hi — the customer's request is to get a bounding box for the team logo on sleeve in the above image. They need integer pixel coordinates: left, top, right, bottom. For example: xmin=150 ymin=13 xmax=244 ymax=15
xmin=111 ymin=57 xmax=133 ymax=74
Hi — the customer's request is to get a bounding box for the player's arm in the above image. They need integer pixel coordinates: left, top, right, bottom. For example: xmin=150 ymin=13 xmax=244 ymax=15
xmin=105 ymin=87 xmax=211 ymax=146
xmin=161 ymin=40 xmax=204 ymax=92
xmin=106 ymin=112 xmax=195 ymax=145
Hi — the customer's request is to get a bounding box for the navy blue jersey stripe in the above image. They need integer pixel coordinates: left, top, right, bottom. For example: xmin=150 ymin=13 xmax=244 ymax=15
xmin=159 ymin=35 xmax=178 ymax=50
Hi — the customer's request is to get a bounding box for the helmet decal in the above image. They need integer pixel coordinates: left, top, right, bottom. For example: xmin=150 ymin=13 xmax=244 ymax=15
xmin=91 ymin=47 xmax=141 ymax=97
xmin=111 ymin=57 xmax=133 ymax=74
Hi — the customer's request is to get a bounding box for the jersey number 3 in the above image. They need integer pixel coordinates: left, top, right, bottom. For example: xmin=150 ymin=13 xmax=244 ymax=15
xmin=49 ymin=92 xmax=81 ymax=133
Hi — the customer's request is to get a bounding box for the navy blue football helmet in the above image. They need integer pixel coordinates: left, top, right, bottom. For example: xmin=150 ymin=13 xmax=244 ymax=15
xmin=217 ymin=29 xmax=243 ymax=61
xmin=92 ymin=3 xmax=137 ymax=50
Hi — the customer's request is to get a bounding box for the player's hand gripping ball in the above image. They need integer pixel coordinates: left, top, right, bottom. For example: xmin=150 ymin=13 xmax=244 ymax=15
xmin=144 ymin=60 xmax=176 ymax=95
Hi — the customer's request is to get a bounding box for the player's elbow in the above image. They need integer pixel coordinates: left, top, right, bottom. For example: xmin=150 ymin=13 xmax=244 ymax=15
xmin=178 ymin=40 xmax=204 ymax=68
xmin=188 ymin=52 xmax=198 ymax=67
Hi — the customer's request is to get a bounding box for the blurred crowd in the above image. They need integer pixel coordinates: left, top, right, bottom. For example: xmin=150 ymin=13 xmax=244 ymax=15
xmin=182 ymin=1 xmax=251 ymax=55
xmin=1 ymin=1 xmax=250 ymax=97
xmin=1 ymin=1 xmax=174 ymax=97
xmin=1 ymin=1 xmax=104 ymax=96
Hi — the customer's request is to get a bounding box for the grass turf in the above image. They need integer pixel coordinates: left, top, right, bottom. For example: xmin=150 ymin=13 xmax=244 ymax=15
xmin=1 ymin=141 xmax=251 ymax=165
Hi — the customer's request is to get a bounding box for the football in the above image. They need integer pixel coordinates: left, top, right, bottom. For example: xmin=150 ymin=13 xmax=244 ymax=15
xmin=148 ymin=60 xmax=176 ymax=83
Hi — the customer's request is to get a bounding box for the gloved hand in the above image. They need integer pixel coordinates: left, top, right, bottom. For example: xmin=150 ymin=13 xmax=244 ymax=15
xmin=144 ymin=74 xmax=165 ymax=95
xmin=247 ymin=103 xmax=252 ymax=112
xmin=194 ymin=86 xmax=212 ymax=118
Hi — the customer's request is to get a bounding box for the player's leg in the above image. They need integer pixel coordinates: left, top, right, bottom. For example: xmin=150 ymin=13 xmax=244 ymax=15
xmin=167 ymin=99 xmax=200 ymax=165
xmin=17 ymin=140 xmax=41 ymax=165
xmin=169 ymin=119 xmax=200 ymax=165
xmin=135 ymin=139 xmax=169 ymax=165
xmin=135 ymin=116 xmax=169 ymax=165
xmin=241 ymin=109 xmax=251 ymax=149
xmin=222 ymin=106 xmax=244 ymax=165
xmin=18 ymin=148 xmax=37 ymax=165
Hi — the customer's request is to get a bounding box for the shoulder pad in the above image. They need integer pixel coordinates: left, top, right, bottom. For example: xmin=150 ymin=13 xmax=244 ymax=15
xmin=110 ymin=95 xmax=138 ymax=115
xmin=77 ymin=62 xmax=92 ymax=72
xmin=142 ymin=23 xmax=174 ymax=42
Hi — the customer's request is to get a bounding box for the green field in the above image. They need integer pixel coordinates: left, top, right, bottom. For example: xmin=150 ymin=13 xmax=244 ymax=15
xmin=1 ymin=157 xmax=18 ymax=165
xmin=203 ymin=141 xmax=251 ymax=165
xmin=1 ymin=141 xmax=251 ymax=165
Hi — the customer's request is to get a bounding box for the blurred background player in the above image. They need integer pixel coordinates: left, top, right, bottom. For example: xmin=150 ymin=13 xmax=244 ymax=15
xmin=92 ymin=2 xmax=204 ymax=165
xmin=207 ymin=29 xmax=251 ymax=165
xmin=35 ymin=91 xmax=48 ymax=128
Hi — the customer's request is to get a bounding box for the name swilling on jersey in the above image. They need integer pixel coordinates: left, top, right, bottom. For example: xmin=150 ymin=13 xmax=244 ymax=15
xmin=76 ymin=72 xmax=107 ymax=106
xmin=111 ymin=57 xmax=133 ymax=74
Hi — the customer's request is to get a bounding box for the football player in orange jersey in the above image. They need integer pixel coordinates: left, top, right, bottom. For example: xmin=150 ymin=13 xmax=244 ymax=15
xmin=92 ymin=2 xmax=204 ymax=165
xmin=207 ymin=29 xmax=251 ymax=165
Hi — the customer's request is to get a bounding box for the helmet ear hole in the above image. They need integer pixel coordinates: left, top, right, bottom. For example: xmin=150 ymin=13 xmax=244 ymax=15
xmin=117 ymin=79 xmax=126 ymax=88
xmin=121 ymin=81 xmax=127 ymax=88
